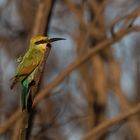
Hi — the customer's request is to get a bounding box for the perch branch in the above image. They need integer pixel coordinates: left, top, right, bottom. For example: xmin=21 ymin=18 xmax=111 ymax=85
xmin=18 ymin=0 xmax=54 ymax=140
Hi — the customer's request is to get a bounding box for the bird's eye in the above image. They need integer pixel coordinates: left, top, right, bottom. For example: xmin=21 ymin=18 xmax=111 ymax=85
xmin=35 ymin=40 xmax=47 ymax=45
xmin=47 ymin=43 xmax=51 ymax=48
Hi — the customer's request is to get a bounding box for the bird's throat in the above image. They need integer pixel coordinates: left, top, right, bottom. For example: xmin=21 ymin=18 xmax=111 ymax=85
xmin=38 ymin=44 xmax=46 ymax=50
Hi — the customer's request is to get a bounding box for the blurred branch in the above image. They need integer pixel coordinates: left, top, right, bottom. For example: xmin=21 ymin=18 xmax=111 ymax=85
xmin=110 ymin=7 xmax=140 ymax=36
xmin=0 ymin=109 xmax=21 ymax=134
xmin=1 ymin=25 xmax=140 ymax=136
xmin=64 ymin=0 xmax=84 ymax=24
xmin=82 ymin=103 xmax=140 ymax=140
xmin=109 ymin=60 xmax=140 ymax=140
xmin=87 ymin=0 xmax=105 ymax=27
xmin=31 ymin=0 xmax=54 ymax=36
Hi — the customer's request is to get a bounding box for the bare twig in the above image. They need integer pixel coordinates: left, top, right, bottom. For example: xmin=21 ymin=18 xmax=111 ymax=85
xmin=110 ymin=7 xmax=140 ymax=36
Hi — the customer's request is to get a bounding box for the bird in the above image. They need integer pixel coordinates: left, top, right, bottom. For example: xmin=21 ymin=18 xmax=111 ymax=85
xmin=10 ymin=36 xmax=65 ymax=111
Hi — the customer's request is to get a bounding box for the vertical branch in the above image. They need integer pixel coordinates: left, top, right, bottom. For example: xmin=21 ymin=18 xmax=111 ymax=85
xmin=109 ymin=60 xmax=140 ymax=140
xmin=19 ymin=0 xmax=55 ymax=140
xmin=65 ymin=1 xmax=108 ymax=136
xmin=31 ymin=0 xmax=54 ymax=36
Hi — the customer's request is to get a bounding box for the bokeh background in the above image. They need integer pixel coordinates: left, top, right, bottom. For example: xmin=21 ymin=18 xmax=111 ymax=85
xmin=0 ymin=0 xmax=140 ymax=140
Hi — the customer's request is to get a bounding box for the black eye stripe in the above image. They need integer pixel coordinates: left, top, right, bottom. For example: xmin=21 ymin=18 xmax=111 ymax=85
xmin=35 ymin=40 xmax=47 ymax=45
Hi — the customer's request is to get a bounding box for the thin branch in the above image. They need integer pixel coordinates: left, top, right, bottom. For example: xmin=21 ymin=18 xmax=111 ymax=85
xmin=0 ymin=109 xmax=21 ymax=134
xmin=110 ymin=7 xmax=140 ymax=36
xmin=82 ymin=103 xmax=140 ymax=140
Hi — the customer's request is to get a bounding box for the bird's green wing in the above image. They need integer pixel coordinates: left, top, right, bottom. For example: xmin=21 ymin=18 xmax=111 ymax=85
xmin=16 ymin=47 xmax=44 ymax=78
xmin=11 ymin=47 xmax=44 ymax=89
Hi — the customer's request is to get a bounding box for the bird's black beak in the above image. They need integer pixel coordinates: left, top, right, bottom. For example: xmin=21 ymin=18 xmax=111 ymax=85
xmin=48 ymin=38 xmax=66 ymax=43
xmin=35 ymin=38 xmax=65 ymax=45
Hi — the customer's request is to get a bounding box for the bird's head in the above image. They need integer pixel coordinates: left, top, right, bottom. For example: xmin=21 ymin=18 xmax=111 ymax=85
xmin=31 ymin=36 xmax=65 ymax=50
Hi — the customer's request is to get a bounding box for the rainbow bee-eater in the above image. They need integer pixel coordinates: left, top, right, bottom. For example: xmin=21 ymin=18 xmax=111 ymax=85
xmin=11 ymin=36 xmax=65 ymax=111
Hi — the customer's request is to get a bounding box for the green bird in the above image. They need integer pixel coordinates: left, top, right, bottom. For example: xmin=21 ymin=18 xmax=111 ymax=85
xmin=11 ymin=36 xmax=65 ymax=111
